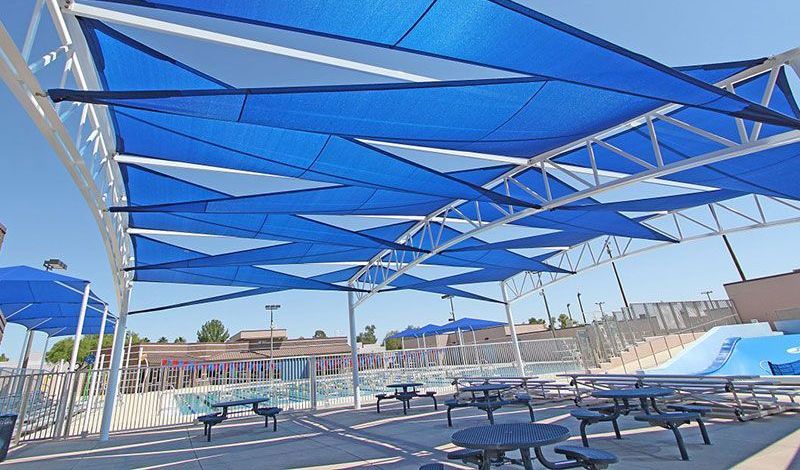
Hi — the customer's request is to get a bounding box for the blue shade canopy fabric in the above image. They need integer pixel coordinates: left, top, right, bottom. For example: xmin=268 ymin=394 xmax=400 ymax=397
xmin=82 ymin=0 xmax=800 ymax=139
xmin=0 ymin=266 xmax=115 ymax=336
xmin=453 ymin=167 xmax=673 ymax=241
xmin=131 ymin=236 xmax=357 ymax=292
xmin=71 ymin=19 xmax=533 ymax=208
xmin=430 ymin=317 xmax=505 ymax=334
xmin=127 ymin=223 xmax=415 ymax=271
xmin=51 ymin=74 xmax=799 ymax=160
xmin=121 ymin=164 xmax=423 ymax=251
xmin=112 ymin=165 xmax=515 ymax=217
xmin=1 ymin=302 xmax=117 ymax=337
xmin=357 ymin=266 xmax=502 ymax=303
xmin=553 ymin=68 xmax=800 ymax=200
xmin=0 ymin=266 xmax=100 ymax=304
xmin=564 ymin=189 xmax=746 ymax=212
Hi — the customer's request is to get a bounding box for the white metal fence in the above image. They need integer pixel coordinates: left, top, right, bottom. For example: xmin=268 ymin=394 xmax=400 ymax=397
xmin=0 ymin=337 xmax=580 ymax=442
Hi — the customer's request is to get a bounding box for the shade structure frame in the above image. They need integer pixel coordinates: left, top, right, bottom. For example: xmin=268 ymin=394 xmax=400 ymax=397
xmin=4 ymin=2 xmax=800 ymax=446
xmin=2 ymin=1 xmax=799 ymax=313
xmin=500 ymin=192 xmax=800 ymax=304
xmin=346 ymin=54 xmax=800 ymax=307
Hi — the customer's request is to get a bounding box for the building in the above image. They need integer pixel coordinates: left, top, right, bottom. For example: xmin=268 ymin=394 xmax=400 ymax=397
xmin=725 ymin=269 xmax=800 ymax=331
xmin=106 ymin=329 xmax=352 ymax=367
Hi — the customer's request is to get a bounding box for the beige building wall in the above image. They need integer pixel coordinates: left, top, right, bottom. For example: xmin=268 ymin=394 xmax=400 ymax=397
xmin=724 ymin=270 xmax=800 ymax=325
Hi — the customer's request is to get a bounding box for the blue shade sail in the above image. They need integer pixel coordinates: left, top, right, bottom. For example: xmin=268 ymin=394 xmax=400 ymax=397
xmin=554 ymin=68 xmax=800 ymax=199
xmin=112 ymin=165 xmax=515 ymax=216
xmin=131 ymin=236 xmax=356 ymax=292
xmin=74 ymin=19 xmax=533 ymax=207
xmin=410 ymin=225 xmax=569 ymax=273
xmin=357 ymin=266 xmax=501 ymax=303
xmin=564 ymin=189 xmax=746 ymax=212
xmin=50 ymin=74 xmax=799 ymax=160
xmin=128 ymin=223 xmax=416 ymax=271
xmin=129 ymin=267 xmax=367 ymax=314
xmin=84 ymin=0 xmax=798 ymax=134
xmin=400 ymin=267 xmax=522 ymax=288
xmin=121 ymin=164 xmax=424 ymax=251
xmin=454 ymin=167 xmax=673 ymax=241
xmin=446 ymin=231 xmax=599 ymax=252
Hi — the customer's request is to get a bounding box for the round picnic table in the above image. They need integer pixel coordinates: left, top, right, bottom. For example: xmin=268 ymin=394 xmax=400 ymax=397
xmin=386 ymin=382 xmax=423 ymax=393
xmin=452 ymin=423 xmax=570 ymax=470
xmin=592 ymin=387 xmax=674 ymax=414
xmin=460 ymin=384 xmax=512 ymax=424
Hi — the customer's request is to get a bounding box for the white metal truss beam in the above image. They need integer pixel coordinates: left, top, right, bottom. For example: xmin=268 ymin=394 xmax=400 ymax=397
xmin=500 ymin=194 xmax=800 ymax=302
xmin=66 ymin=3 xmax=436 ymax=83
xmin=348 ymin=54 xmax=800 ymax=307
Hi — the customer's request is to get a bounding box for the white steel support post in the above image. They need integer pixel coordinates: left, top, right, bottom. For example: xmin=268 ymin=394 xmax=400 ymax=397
xmin=17 ymin=330 xmax=34 ymax=371
xmin=347 ymin=289 xmax=361 ymax=410
xmin=84 ymin=305 xmax=108 ymax=432
xmin=39 ymin=335 xmax=50 ymax=370
xmin=68 ymin=283 xmax=91 ymax=371
xmin=500 ymin=282 xmax=525 ymax=375
xmin=99 ymin=288 xmax=129 ymax=441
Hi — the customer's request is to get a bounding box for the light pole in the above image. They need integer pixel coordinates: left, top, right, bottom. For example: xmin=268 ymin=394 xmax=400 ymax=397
xmin=43 ymin=258 xmax=67 ymax=271
xmin=540 ymin=290 xmax=556 ymax=338
xmin=442 ymin=294 xmax=463 ymax=347
xmin=265 ymin=304 xmax=280 ymax=385
xmin=596 ymin=301 xmax=606 ymax=318
xmin=701 ymin=290 xmax=713 ymax=303
xmin=566 ymin=303 xmax=573 ymax=324
xmin=577 ymin=293 xmax=588 ymax=324
xmin=442 ymin=294 xmax=456 ymax=322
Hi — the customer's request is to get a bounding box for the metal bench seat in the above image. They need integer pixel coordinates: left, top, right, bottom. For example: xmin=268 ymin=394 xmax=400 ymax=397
xmin=554 ymin=445 xmax=618 ymax=469
xmin=375 ymin=393 xmax=397 ymax=413
xmin=197 ymin=413 xmax=226 ymax=442
xmin=570 ymin=409 xmax=621 ymax=446
xmin=445 ymin=399 xmax=472 ymax=427
xmin=633 ymin=412 xmax=711 ymax=460
xmin=447 ymin=448 xmax=483 ymax=465
xmin=666 ymin=404 xmax=712 ymax=415
xmin=253 ymin=407 xmax=281 ymax=432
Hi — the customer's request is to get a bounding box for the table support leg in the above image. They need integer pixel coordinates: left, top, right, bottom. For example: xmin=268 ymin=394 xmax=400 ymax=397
xmin=520 ymin=448 xmax=535 ymax=470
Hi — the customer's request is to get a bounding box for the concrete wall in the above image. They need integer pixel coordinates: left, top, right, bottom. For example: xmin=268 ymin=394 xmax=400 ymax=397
xmin=724 ymin=270 xmax=800 ymax=325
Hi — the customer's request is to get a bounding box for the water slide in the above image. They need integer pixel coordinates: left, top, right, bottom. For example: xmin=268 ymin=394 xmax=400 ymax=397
xmin=644 ymin=323 xmax=800 ymax=376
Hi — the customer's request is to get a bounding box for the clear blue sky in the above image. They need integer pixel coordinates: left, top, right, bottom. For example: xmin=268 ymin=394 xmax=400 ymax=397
xmin=1 ymin=1 xmax=800 ymax=361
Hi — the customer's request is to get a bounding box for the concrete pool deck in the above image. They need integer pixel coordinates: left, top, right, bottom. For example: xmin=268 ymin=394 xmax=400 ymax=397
xmin=3 ymin=399 xmax=799 ymax=469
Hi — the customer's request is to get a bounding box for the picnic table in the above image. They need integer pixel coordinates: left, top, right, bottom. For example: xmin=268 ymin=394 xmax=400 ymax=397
xmin=592 ymin=387 xmax=674 ymax=415
xmin=452 ymin=423 xmax=570 ymax=470
xmin=387 ymin=382 xmax=423 ymax=393
xmin=460 ymin=383 xmax=511 ymax=424
xmin=211 ymin=397 xmax=271 ymax=417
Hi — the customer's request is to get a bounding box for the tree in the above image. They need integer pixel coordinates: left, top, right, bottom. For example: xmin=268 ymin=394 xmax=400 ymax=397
xmin=313 ymin=330 xmax=327 ymax=339
xmin=45 ymin=331 xmax=141 ymax=364
xmin=356 ymin=324 xmax=377 ymax=345
xmin=197 ymin=319 xmax=230 ymax=343
xmin=527 ymin=317 xmax=546 ymax=325
xmin=383 ymin=324 xmax=417 ymax=350
xmin=157 ymin=336 xmax=169 ymax=343
xmin=174 ymin=336 xmax=187 ymax=343
xmin=558 ymin=313 xmax=576 ymax=329
xmin=0 ymin=353 xmax=8 ymax=362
